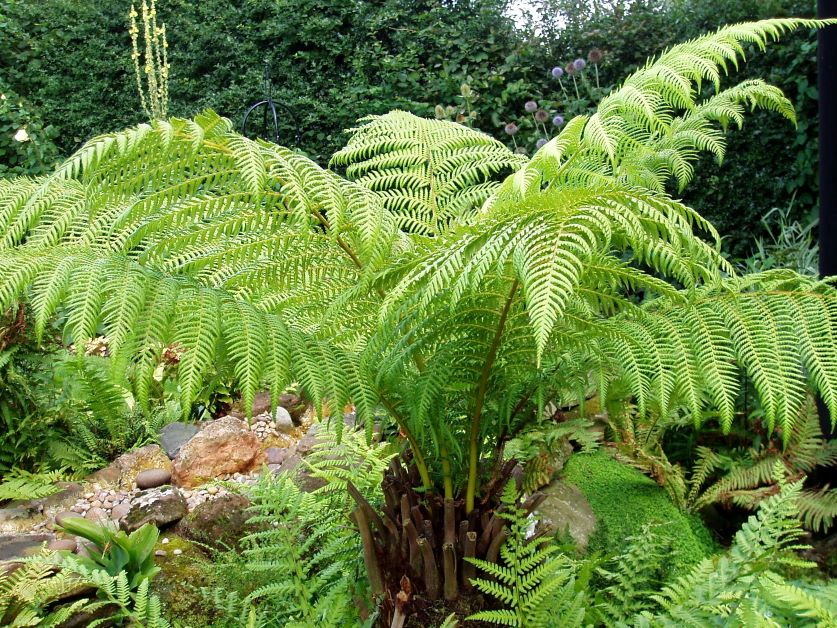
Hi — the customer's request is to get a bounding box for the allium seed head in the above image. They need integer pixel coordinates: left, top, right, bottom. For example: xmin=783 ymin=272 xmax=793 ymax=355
xmin=524 ymin=100 xmax=538 ymax=113
xmin=573 ymin=58 xmax=586 ymax=71
xmin=536 ymin=138 xmax=548 ymax=149
xmin=551 ymin=66 xmax=564 ymax=78
xmin=587 ymin=48 xmax=603 ymax=64
xmin=504 ymin=122 xmax=519 ymax=136
xmin=565 ymin=62 xmax=577 ymax=75
xmin=534 ymin=109 xmax=549 ymax=123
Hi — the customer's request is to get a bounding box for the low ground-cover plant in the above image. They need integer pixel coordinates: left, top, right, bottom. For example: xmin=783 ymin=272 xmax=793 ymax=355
xmin=0 ymin=17 xmax=836 ymax=623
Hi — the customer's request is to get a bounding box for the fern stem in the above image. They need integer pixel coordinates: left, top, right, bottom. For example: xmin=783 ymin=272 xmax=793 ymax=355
xmin=379 ymin=396 xmax=433 ymax=490
xmin=466 ymin=278 xmax=519 ymax=513
xmin=440 ymin=445 xmax=454 ymax=499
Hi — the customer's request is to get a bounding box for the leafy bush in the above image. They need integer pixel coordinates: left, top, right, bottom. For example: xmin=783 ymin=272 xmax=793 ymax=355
xmin=0 ymin=82 xmax=60 ymax=177
xmin=561 ymin=451 xmax=718 ymax=577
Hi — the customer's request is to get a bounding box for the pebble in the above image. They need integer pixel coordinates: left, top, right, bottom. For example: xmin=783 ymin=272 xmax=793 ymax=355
xmin=84 ymin=492 xmax=94 ymax=500
xmin=155 ymin=550 xmax=166 ymax=557
xmin=173 ymin=549 xmax=182 ymax=556
xmin=162 ymin=537 xmax=170 ymax=544
xmin=206 ymin=485 xmax=219 ymax=495
xmin=90 ymin=500 xmax=103 ymax=509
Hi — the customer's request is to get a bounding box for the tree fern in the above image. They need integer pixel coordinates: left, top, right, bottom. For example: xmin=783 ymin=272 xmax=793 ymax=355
xmin=0 ymin=18 xmax=834 ymax=539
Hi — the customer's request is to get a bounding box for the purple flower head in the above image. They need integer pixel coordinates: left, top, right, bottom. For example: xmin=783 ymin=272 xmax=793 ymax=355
xmin=524 ymin=100 xmax=538 ymax=113
xmin=587 ymin=48 xmax=603 ymax=64
xmin=573 ymin=58 xmax=587 ymax=71
xmin=552 ymin=114 xmax=565 ymax=127
xmin=551 ymin=66 xmax=564 ymax=78
xmin=536 ymin=138 xmax=548 ymax=149
xmin=534 ymin=109 xmax=549 ymax=123
xmin=504 ymin=122 xmax=519 ymax=136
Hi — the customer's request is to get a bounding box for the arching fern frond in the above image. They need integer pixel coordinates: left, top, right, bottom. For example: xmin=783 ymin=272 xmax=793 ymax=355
xmin=331 ymin=110 xmax=527 ymax=236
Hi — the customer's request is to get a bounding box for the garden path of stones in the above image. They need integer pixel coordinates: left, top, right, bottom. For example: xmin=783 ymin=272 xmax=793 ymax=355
xmin=0 ymin=394 xmax=347 ymax=564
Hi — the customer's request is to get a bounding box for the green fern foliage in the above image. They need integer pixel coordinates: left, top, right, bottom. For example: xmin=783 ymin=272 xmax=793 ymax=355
xmin=207 ymin=425 xmax=386 ymax=626
xmin=0 ymin=467 xmax=68 ymax=502
xmin=0 ymin=19 xmax=835 ymax=507
xmin=688 ymin=402 xmax=837 ymax=532
xmin=331 ymin=110 xmax=527 ymax=235
xmin=466 ymin=484 xmax=587 ymax=627
xmin=642 ymin=466 xmax=837 ymax=627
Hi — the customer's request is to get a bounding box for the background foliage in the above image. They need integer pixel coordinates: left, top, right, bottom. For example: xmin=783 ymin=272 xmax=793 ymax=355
xmin=0 ymin=0 xmax=820 ymax=255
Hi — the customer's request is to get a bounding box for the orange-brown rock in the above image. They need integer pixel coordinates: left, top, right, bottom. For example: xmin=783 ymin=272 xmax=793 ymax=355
xmin=171 ymin=417 xmax=264 ymax=488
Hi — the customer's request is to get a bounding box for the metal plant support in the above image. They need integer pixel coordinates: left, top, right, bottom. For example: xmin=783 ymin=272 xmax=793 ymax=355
xmin=241 ymin=63 xmax=301 ymax=147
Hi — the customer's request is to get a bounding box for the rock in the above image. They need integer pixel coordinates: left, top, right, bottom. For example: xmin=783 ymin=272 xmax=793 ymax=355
xmin=110 ymin=502 xmax=132 ymax=521
xmin=206 ymin=485 xmax=219 ymax=495
xmin=536 ymin=480 xmax=597 ymax=552
xmin=274 ymin=407 xmax=294 ymax=431
xmin=121 ymin=487 xmax=187 ymax=532
xmin=172 ymin=416 xmax=264 ymax=488
xmin=280 ymin=393 xmax=308 ymax=425
xmin=25 ymin=482 xmax=83 ymax=515
xmin=136 ymin=468 xmax=172 ymax=490
xmin=152 ymin=535 xmax=216 ymax=625
xmin=88 ymin=444 xmax=172 ymax=491
xmin=85 ymin=507 xmax=108 ymax=522
xmin=273 ymin=453 xmax=302 ymax=475
xmin=265 ymin=447 xmax=290 ymax=465
xmin=177 ymin=493 xmax=253 ymax=550
xmin=48 ymin=538 xmax=78 ymax=552
xmin=0 ymin=506 xmax=41 ymax=534
xmin=55 ymin=511 xmax=83 ymax=528
xmin=90 ymin=500 xmax=103 ymax=509
xmin=158 ymin=422 xmax=200 ymax=459
xmin=0 ymin=534 xmax=53 ymax=562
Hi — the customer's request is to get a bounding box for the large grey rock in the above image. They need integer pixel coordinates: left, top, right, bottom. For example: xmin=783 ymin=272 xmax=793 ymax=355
xmin=536 ymin=480 xmax=597 ymax=552
xmin=158 ymin=422 xmax=199 ymax=459
xmin=176 ymin=493 xmax=253 ymax=550
xmin=121 ymin=487 xmax=187 ymax=532
xmin=172 ymin=416 xmax=263 ymax=487
xmin=0 ymin=533 xmax=53 ymax=562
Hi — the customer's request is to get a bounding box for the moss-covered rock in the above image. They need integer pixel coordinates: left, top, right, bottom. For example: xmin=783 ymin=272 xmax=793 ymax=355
xmin=152 ymin=535 xmax=218 ymax=627
xmin=561 ymin=450 xmax=718 ymax=576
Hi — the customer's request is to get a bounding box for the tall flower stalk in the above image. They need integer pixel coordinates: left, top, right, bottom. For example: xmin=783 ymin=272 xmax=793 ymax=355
xmin=129 ymin=0 xmax=169 ymax=120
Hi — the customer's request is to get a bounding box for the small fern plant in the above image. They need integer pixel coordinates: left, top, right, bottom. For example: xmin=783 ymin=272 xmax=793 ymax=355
xmin=465 ymin=484 xmax=588 ymax=627
xmin=688 ymin=402 xmax=837 ymax=533
xmin=207 ymin=425 xmax=387 ymax=626
xmin=641 ymin=462 xmax=837 ymax=627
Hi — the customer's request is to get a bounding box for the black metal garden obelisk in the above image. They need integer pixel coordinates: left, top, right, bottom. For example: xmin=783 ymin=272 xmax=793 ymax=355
xmin=819 ymin=0 xmax=837 ymax=440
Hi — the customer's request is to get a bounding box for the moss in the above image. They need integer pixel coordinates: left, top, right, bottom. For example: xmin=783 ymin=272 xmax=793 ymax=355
xmin=152 ymin=534 xmax=218 ymax=627
xmin=561 ymin=451 xmax=719 ymax=577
